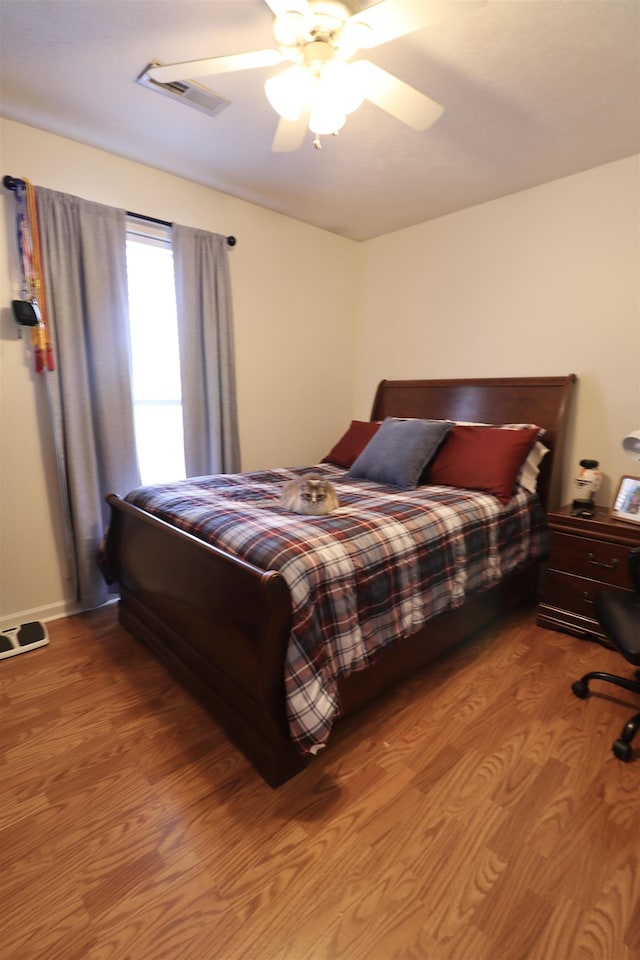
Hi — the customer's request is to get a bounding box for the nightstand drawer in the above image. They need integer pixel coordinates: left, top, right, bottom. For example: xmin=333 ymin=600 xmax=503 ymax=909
xmin=548 ymin=532 xmax=630 ymax=589
xmin=543 ymin=569 xmax=629 ymax=619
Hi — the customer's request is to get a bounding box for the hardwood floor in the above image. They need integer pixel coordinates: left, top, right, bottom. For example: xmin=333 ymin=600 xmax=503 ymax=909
xmin=1 ymin=603 xmax=638 ymax=960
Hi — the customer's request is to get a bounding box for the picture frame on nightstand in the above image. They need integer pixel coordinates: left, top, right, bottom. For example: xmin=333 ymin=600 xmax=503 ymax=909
xmin=610 ymin=475 xmax=640 ymax=525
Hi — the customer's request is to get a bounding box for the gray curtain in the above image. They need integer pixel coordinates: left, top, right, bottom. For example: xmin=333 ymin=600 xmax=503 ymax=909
xmin=172 ymin=224 xmax=241 ymax=476
xmin=36 ymin=188 xmax=140 ymax=609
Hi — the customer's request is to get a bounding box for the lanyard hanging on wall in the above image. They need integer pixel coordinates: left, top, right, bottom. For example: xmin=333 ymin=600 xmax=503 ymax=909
xmin=4 ymin=174 xmax=76 ymax=596
xmin=11 ymin=178 xmax=55 ymax=373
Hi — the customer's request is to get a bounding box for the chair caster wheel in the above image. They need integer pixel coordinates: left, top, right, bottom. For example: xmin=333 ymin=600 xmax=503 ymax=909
xmin=572 ymin=680 xmax=589 ymax=699
xmin=613 ymin=739 xmax=633 ymax=762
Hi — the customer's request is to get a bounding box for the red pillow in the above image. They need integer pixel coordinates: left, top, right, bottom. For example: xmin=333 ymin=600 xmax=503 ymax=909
xmin=427 ymin=425 xmax=539 ymax=503
xmin=322 ymin=420 xmax=380 ymax=468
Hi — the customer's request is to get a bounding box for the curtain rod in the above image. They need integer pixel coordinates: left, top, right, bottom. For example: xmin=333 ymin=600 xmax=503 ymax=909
xmin=3 ymin=176 xmax=237 ymax=247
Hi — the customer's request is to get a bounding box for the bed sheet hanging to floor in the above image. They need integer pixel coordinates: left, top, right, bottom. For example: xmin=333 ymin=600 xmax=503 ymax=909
xmin=125 ymin=463 xmax=548 ymax=754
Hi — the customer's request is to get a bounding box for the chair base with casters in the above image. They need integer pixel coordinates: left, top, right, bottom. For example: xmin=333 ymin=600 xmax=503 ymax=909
xmin=572 ymin=669 xmax=640 ymax=762
xmin=571 ymin=546 xmax=640 ymax=763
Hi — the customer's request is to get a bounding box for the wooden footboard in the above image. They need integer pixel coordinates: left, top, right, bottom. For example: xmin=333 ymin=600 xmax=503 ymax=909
xmin=104 ymin=494 xmax=305 ymax=785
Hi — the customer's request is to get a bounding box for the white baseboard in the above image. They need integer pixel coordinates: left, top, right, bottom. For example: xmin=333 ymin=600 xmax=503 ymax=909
xmin=0 ymin=599 xmax=80 ymax=632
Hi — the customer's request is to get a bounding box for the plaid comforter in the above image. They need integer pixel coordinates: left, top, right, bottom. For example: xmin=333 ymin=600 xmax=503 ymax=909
xmin=125 ymin=465 xmax=548 ymax=754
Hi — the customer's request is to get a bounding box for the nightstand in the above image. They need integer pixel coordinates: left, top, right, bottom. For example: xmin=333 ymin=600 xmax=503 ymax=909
xmin=537 ymin=504 xmax=640 ymax=641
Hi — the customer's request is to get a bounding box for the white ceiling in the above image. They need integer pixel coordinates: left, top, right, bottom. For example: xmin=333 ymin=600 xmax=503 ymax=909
xmin=1 ymin=0 xmax=639 ymax=241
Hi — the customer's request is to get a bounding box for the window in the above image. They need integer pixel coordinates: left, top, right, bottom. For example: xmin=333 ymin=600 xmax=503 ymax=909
xmin=125 ymin=218 xmax=186 ymax=485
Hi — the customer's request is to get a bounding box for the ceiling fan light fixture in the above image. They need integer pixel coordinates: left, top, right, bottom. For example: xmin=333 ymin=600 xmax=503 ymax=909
xmin=321 ymin=60 xmax=364 ymax=115
xmin=338 ymin=19 xmax=373 ymax=57
xmin=266 ymin=57 xmax=360 ymax=134
xmin=265 ymin=64 xmax=311 ymax=120
xmin=308 ymin=73 xmax=346 ymax=134
xmin=272 ymin=10 xmax=312 ymax=47
xmin=309 ymin=102 xmax=345 ymax=135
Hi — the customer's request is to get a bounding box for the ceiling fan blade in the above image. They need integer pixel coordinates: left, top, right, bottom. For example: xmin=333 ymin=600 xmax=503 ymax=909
xmin=271 ymin=110 xmax=309 ymax=152
xmin=354 ymin=61 xmax=443 ymax=131
xmin=348 ymin=0 xmax=484 ymax=49
xmin=263 ymin=0 xmax=311 ymax=17
xmin=149 ymin=50 xmax=283 ymax=84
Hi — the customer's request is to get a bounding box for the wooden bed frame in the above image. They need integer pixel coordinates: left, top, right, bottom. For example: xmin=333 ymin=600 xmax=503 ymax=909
xmin=104 ymin=375 xmax=576 ymax=786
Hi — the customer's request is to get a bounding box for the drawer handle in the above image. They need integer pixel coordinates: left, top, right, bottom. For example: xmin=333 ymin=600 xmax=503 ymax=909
xmin=587 ymin=552 xmax=619 ymax=571
xmin=583 ymin=591 xmax=594 ymax=605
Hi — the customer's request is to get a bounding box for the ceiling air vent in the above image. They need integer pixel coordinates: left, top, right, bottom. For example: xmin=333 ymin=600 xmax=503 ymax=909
xmin=137 ymin=63 xmax=230 ymax=118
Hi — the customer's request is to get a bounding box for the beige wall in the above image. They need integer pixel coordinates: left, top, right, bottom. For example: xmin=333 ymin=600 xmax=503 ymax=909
xmin=0 ymin=118 xmax=358 ymax=626
xmin=1 ymin=117 xmax=638 ymax=628
xmin=356 ymin=155 xmax=640 ymax=508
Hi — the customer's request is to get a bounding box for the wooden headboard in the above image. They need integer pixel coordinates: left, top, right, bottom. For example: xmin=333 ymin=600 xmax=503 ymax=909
xmin=370 ymin=375 xmax=577 ymax=511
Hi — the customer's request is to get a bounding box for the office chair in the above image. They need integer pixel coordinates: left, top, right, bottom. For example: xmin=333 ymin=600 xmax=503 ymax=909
xmin=571 ymin=546 xmax=640 ymax=761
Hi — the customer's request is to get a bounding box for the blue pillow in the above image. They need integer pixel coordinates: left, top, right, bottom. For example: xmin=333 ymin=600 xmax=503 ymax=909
xmin=348 ymin=417 xmax=453 ymax=489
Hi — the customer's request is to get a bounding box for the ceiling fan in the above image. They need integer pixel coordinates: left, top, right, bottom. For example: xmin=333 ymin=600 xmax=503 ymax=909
xmin=146 ymin=0 xmax=474 ymax=151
